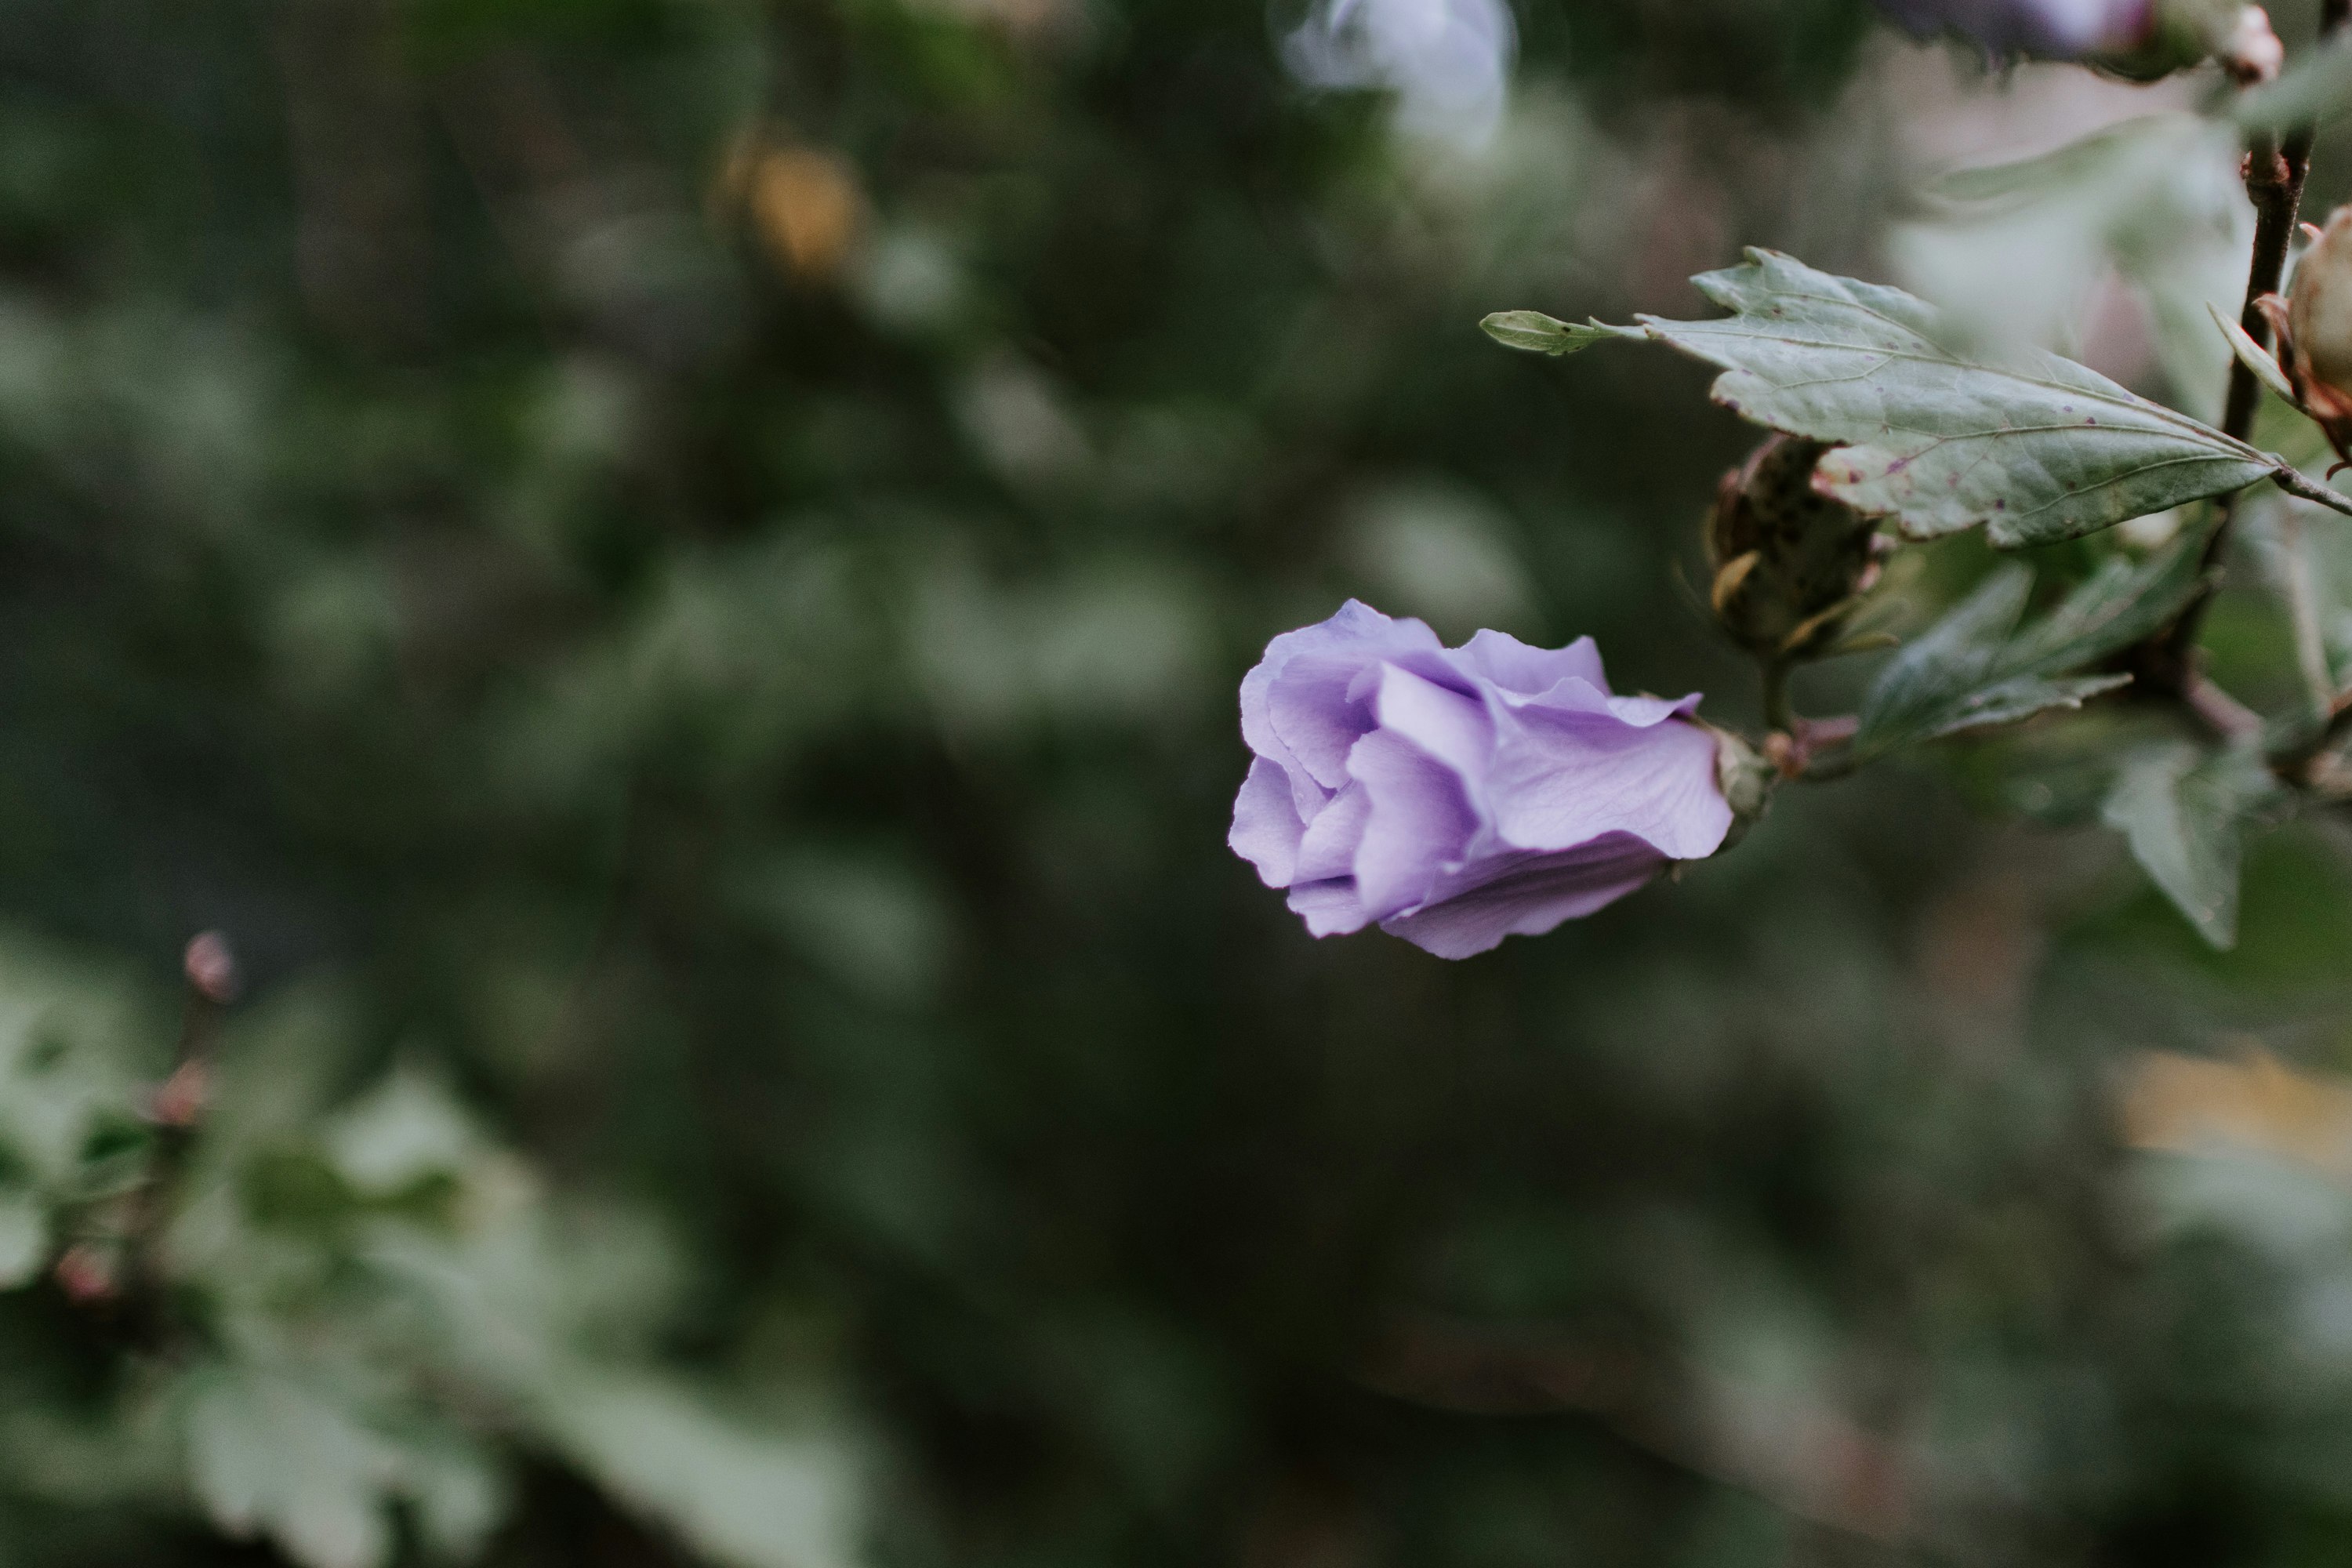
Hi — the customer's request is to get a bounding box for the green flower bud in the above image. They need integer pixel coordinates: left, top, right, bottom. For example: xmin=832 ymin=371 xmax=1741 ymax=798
xmin=1704 ymin=435 xmax=1884 ymax=662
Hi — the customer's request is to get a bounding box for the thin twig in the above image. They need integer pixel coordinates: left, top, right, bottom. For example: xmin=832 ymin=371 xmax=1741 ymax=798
xmin=2274 ymin=463 xmax=2352 ymax=516
xmin=1760 ymin=657 xmax=1795 ymax=735
xmin=2186 ymin=671 xmax=2266 ymax=742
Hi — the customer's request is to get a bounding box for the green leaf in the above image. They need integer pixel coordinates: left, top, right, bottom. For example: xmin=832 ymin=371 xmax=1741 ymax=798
xmin=1476 ymin=311 xmax=1633 ymax=357
xmin=0 ymin=1190 xmax=49 ymax=1288
xmin=1855 ymin=570 xmax=2112 ymax=756
xmin=1850 ymin=546 xmax=2205 ymax=760
xmin=2101 ymin=742 xmax=2284 ymax=949
xmin=538 ymin=1372 xmax=863 ymax=1568
xmin=2002 ymin=528 xmax=2213 ymax=676
xmin=1607 ymin=249 xmax=2279 ymax=546
xmin=183 ymin=1362 xmax=504 ymax=1568
xmin=321 ymin=1059 xmax=482 ymax=1198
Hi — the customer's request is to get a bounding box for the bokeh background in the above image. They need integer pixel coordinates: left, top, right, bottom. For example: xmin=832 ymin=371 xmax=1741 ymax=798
xmin=9 ymin=0 xmax=2352 ymax=1564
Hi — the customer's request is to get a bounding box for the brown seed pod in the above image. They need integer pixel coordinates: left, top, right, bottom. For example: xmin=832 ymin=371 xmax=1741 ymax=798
xmin=1704 ymin=435 xmax=1885 ymax=662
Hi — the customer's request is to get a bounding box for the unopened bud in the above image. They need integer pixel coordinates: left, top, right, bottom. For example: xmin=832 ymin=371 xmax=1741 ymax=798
xmin=182 ymin=931 xmax=238 ymax=1004
xmin=2261 ymin=206 xmax=2352 ymax=472
xmin=1704 ymin=435 xmax=1883 ymax=662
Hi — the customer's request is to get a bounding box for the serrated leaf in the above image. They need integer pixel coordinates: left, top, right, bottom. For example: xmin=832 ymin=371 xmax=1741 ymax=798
xmin=2003 ymin=528 xmax=2213 ymax=675
xmin=1613 ymin=250 xmax=2277 ymax=546
xmin=1932 ymin=672 xmax=2132 ymax=736
xmin=2101 ymin=742 xmax=2283 ymax=949
xmin=1855 ymin=568 xmax=2031 ymax=754
xmin=1477 ymin=311 xmax=1634 ymax=356
xmin=1853 ymin=546 xmax=2200 ymax=759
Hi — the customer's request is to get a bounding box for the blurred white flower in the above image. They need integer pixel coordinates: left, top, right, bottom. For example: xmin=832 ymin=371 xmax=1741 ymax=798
xmin=1281 ymin=0 xmax=1515 ymax=152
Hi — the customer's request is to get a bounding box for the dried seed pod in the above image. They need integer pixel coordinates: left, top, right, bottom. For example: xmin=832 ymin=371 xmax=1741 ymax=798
xmin=1704 ymin=435 xmax=1885 ymax=662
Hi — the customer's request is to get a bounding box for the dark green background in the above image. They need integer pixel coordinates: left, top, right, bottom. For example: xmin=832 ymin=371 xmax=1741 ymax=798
xmin=6 ymin=0 xmax=2352 ymax=1563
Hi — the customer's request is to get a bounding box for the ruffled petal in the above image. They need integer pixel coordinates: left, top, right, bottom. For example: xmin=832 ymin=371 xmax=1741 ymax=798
xmin=1379 ymin=833 xmax=1668 ymax=958
xmin=1229 ymin=757 xmax=1307 ymax=887
xmin=1287 ymin=877 xmax=1374 ymax=937
xmin=1447 ymin=629 xmax=1609 ymax=696
xmin=1247 ymin=601 xmax=1443 ymax=797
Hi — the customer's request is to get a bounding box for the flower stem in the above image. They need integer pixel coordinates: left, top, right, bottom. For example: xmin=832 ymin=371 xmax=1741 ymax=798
xmin=1761 ymin=658 xmax=1795 ymax=735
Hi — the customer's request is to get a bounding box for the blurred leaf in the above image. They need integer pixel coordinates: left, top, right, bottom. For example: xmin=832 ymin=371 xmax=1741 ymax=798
xmin=322 ymin=1061 xmax=482 ymax=1199
xmin=1599 ymin=249 xmax=2278 ymax=546
xmin=182 ymin=1362 xmax=505 ymax=1568
xmin=2100 ymin=742 xmax=2284 ymax=949
xmin=1893 ymin=116 xmax=2249 ymax=423
xmin=538 ymin=1373 xmax=862 ymax=1568
xmin=0 ymin=1191 xmax=47 ymax=1287
xmin=2239 ymin=34 xmax=2352 ymax=132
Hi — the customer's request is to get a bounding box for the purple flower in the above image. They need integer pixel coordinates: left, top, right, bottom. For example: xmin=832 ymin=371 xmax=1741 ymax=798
xmin=1229 ymin=601 xmax=1733 ymax=960
xmin=1875 ymin=0 xmax=2151 ymax=56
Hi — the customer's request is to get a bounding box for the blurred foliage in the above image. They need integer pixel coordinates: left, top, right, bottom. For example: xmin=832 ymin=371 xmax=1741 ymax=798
xmin=2 ymin=0 xmax=2352 ymax=1565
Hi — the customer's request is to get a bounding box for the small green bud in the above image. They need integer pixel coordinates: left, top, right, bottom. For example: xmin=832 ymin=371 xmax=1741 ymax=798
xmin=1704 ymin=434 xmax=1884 ymax=662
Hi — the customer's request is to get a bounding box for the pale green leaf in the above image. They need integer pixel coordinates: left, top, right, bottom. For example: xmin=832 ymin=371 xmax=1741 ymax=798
xmin=1477 ymin=310 xmax=1632 ymax=357
xmin=180 ymin=1360 xmax=508 ymax=1568
xmin=321 ymin=1059 xmax=481 ymax=1198
xmin=0 ymin=1192 xmax=49 ymax=1288
xmin=539 ymin=1371 xmax=863 ymax=1568
xmin=1618 ymin=250 xmax=2280 ymax=546
xmin=183 ymin=1365 xmax=399 ymax=1568
xmin=2100 ymin=742 xmax=2283 ymax=949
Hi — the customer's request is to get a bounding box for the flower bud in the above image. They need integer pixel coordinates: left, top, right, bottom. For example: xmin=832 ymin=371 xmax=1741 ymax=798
xmin=2263 ymin=205 xmax=2352 ymax=471
xmin=1704 ymin=435 xmax=1883 ymax=662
